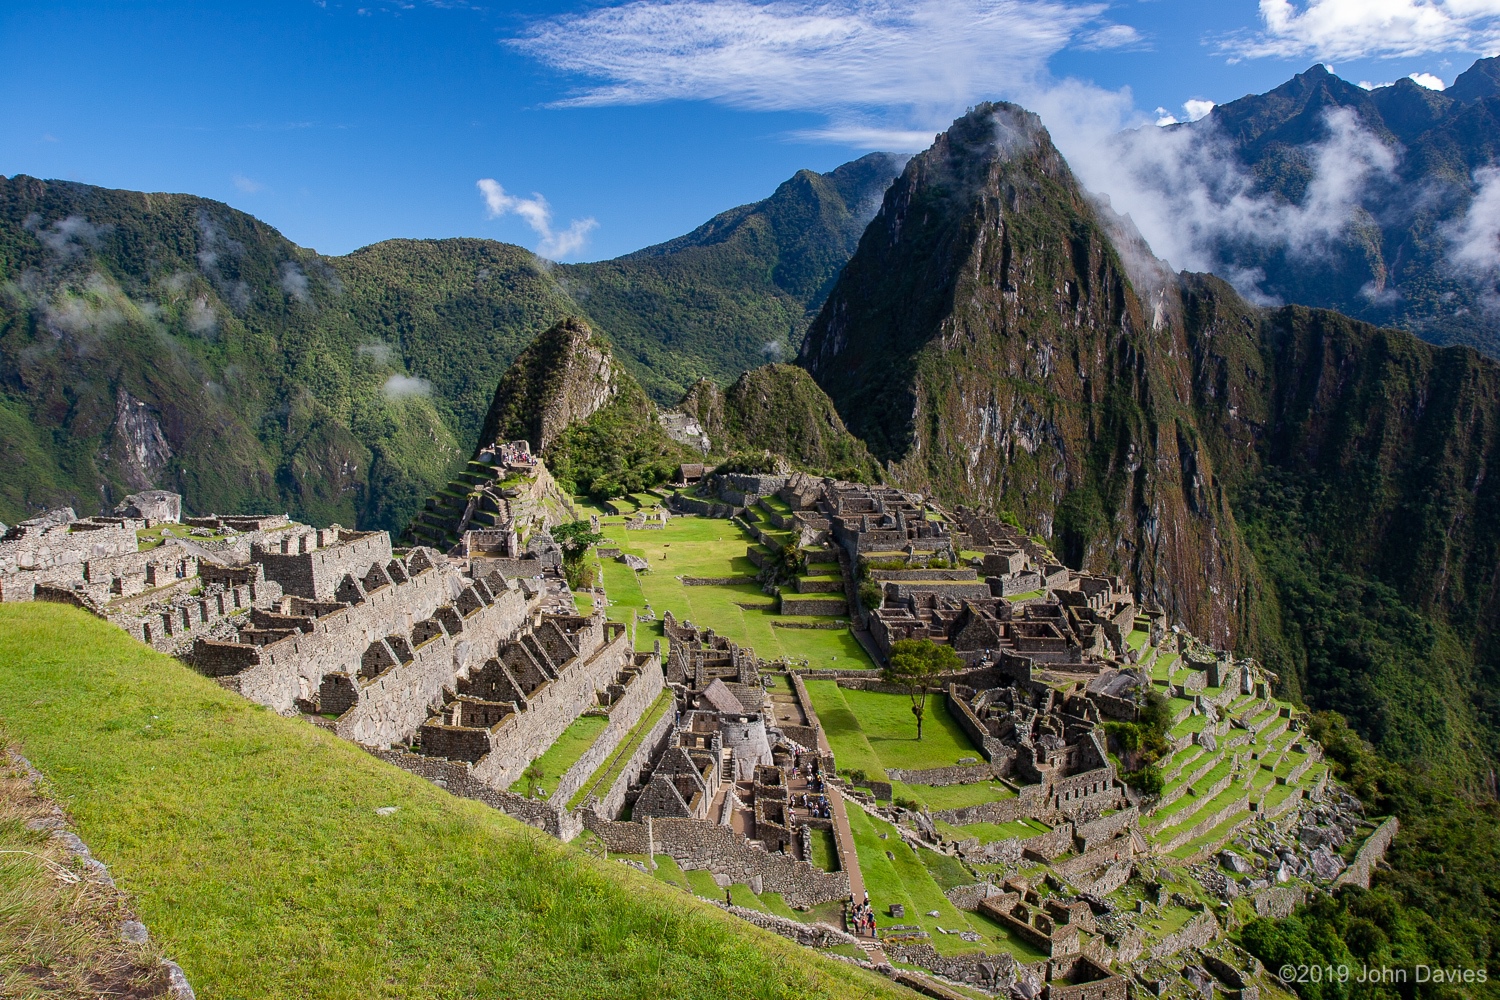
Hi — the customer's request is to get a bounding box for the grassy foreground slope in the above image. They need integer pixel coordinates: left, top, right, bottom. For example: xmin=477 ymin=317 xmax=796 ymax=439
xmin=0 ymin=603 xmax=903 ymax=1000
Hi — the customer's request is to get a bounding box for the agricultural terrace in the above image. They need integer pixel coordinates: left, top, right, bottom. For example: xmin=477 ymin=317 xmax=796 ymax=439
xmin=846 ymin=804 xmax=1050 ymax=963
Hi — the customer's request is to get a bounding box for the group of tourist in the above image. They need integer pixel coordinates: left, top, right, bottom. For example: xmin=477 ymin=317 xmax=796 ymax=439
xmin=797 ymin=793 xmax=830 ymax=819
xmin=849 ymin=893 xmax=878 ymax=938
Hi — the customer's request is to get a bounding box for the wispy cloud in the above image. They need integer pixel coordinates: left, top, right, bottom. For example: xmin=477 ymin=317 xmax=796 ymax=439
xmin=1222 ymin=0 xmax=1500 ymax=62
xmin=476 ymin=178 xmax=598 ymax=259
xmin=381 ymin=374 xmax=431 ymax=400
xmin=232 ymin=173 xmax=265 ymax=194
xmin=1447 ymin=166 xmax=1500 ymax=303
xmin=509 ymin=0 xmax=1140 ymax=150
xmin=1083 ymin=107 xmax=1397 ymax=303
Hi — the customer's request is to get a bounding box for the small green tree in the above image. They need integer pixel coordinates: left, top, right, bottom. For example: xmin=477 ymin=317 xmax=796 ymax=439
xmin=883 ymin=638 xmax=963 ymax=741
xmin=551 ymin=520 xmax=604 ymax=590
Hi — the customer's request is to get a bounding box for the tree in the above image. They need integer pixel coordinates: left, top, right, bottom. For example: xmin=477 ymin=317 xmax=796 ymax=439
xmin=551 ymin=520 xmax=604 ymax=590
xmin=883 ymin=638 xmax=963 ymax=741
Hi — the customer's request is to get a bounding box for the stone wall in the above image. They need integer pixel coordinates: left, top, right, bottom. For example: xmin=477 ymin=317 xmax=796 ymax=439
xmin=886 ymin=762 xmax=1005 ymax=786
xmin=945 ymin=687 xmax=1009 ymax=763
xmin=1072 ymin=808 xmax=1138 ymax=852
xmin=1075 ymin=859 xmax=1132 ymax=898
xmin=469 ymin=625 xmax=634 ymax=792
xmin=778 ymin=595 xmax=848 ymax=616
xmin=582 ymin=812 xmax=653 ymax=854
xmin=254 ymin=530 xmax=392 ymax=600
xmin=337 ymin=584 xmax=535 ymax=747
xmin=590 ymin=702 xmax=678 ymax=820
xmin=1148 ymin=911 xmax=1219 ymax=960
xmin=944 ymin=882 xmax=1002 ymax=911
xmin=649 ymin=817 xmax=850 ymax=908
xmin=214 ymin=556 xmax=480 ymax=713
xmin=1 ymin=515 xmax=138 ymax=577
xmin=549 ymin=657 xmax=665 ymax=809
xmin=883 ymin=943 xmax=1026 ymax=992
xmin=710 ymin=901 xmax=860 ymax=949
xmin=1336 ymin=816 xmax=1399 ymax=890
xmin=1251 ymin=886 xmax=1306 ymax=918
xmin=936 ymin=783 xmax=1050 ymax=826
xmin=368 ymin=747 xmax=583 ymax=840
xmin=1020 ymin=822 xmax=1076 ymax=861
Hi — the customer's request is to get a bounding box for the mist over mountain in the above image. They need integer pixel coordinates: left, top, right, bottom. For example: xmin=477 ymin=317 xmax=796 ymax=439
xmin=1092 ymin=56 xmax=1500 ymax=358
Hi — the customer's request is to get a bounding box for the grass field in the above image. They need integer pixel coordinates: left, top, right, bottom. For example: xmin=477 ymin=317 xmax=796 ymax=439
xmin=570 ymin=689 xmax=674 ymax=810
xmin=0 ymin=603 xmax=904 ymax=1000
xmin=846 ymin=803 xmax=1047 ymax=961
xmin=802 ymin=683 xmax=981 ymax=775
xmin=508 ymin=712 xmax=608 ymax=796
xmin=590 ymin=516 xmax=871 ymax=669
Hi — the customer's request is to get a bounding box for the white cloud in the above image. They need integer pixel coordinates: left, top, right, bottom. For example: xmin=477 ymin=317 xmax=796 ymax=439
xmin=1358 ymin=80 xmax=1395 ymax=89
xmin=1078 ymin=107 xmax=1397 ymax=302
xmin=232 ymin=174 xmax=265 ymax=194
xmin=1155 ymin=107 xmax=1180 ymax=126
xmin=1183 ymin=99 xmax=1216 ymax=122
xmin=1076 ymin=23 xmax=1145 ymax=50
xmin=476 ymin=178 xmax=598 ymax=259
xmin=510 ymin=0 xmax=1141 ymax=150
xmin=357 ymin=342 xmax=394 ymax=364
xmin=279 ymin=262 xmax=312 ymax=304
xmin=1226 ymin=0 xmax=1500 ymax=62
xmin=1409 ymin=71 xmax=1446 ymax=89
xmin=186 ymin=296 xmax=217 ymax=335
xmin=1447 ymin=166 xmax=1500 ymax=283
xmin=381 ymin=374 xmax=431 ymax=400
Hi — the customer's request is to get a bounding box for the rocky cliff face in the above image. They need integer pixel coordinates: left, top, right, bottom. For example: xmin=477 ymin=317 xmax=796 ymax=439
xmin=473 ymin=317 xmax=618 ymax=455
xmin=1177 ymin=269 xmax=1500 ymax=635
xmin=676 ymin=363 xmax=880 ymax=480
xmin=800 ymin=104 xmax=1248 ymax=644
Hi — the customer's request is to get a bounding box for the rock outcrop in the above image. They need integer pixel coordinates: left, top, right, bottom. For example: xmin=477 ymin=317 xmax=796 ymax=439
xmin=473 ymin=317 xmax=618 ymax=455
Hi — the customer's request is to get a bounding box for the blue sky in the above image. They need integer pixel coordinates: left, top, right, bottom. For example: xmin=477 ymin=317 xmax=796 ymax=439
xmin=2 ymin=0 xmax=1496 ymax=261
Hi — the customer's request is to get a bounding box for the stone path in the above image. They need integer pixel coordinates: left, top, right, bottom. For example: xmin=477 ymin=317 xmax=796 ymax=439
xmin=827 ymin=784 xmax=888 ymax=964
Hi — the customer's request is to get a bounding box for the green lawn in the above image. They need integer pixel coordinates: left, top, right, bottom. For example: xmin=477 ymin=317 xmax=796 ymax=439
xmin=508 ymin=712 xmax=609 ymax=797
xmin=570 ymin=689 xmax=675 ymax=809
xmin=803 ymin=683 xmax=981 ymax=773
xmin=808 ymin=826 xmax=840 ymax=872
xmin=935 ymin=818 xmax=1051 ymax=843
xmin=891 ymin=780 xmax=1014 ymax=813
xmin=591 ymin=516 xmax=870 ymax=669
xmin=846 ymin=803 xmax=1047 ymax=961
xmin=0 ymin=604 xmax=904 ymax=1000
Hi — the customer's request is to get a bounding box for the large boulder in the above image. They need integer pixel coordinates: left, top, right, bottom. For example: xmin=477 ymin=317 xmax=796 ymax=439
xmin=112 ymin=490 xmax=182 ymax=522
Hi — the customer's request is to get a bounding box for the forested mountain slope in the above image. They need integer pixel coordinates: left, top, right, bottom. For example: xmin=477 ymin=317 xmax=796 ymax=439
xmin=0 ymin=155 xmax=900 ymax=532
xmin=800 ymin=103 xmax=1500 ymax=782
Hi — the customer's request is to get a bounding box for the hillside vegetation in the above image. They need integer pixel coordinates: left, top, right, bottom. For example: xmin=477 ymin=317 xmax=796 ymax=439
xmin=0 ymin=602 xmax=902 ymax=1000
xmin=0 ymin=155 xmax=901 ymax=531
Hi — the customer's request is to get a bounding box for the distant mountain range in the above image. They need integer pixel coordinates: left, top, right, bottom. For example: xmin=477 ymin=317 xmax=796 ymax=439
xmin=0 ymin=154 xmax=901 ymax=533
xmin=1114 ymin=55 xmax=1500 ymax=357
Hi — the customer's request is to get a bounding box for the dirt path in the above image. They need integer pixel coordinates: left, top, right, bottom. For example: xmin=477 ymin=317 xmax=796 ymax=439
xmin=827 ymin=784 xmax=888 ymax=963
